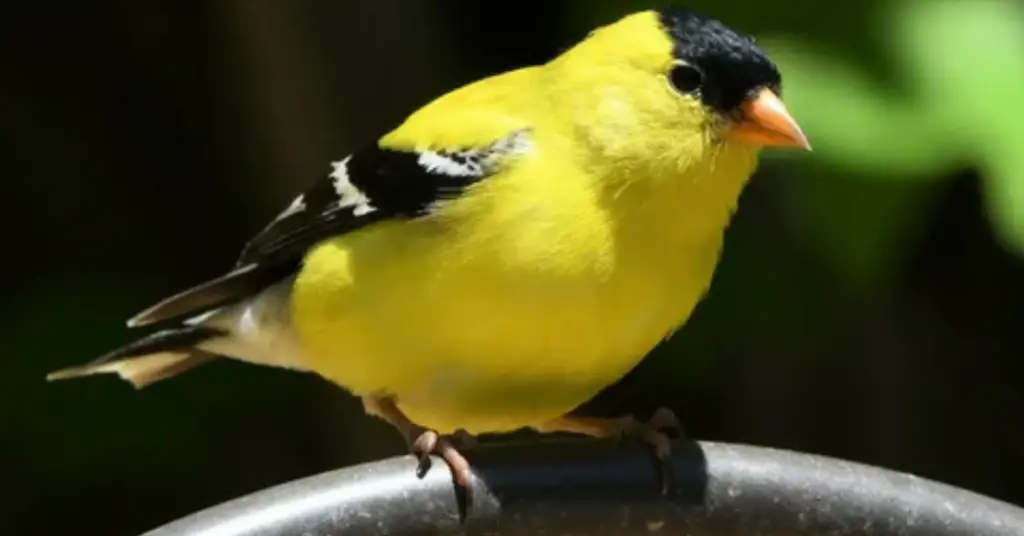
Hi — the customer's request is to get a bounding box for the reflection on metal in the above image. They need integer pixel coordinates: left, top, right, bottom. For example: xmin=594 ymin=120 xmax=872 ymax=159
xmin=143 ymin=440 xmax=1024 ymax=536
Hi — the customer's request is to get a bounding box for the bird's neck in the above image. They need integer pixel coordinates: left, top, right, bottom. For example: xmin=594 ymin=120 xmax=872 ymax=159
xmin=599 ymin=146 xmax=760 ymax=248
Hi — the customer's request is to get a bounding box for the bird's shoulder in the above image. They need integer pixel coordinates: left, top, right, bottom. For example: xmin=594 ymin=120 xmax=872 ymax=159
xmin=239 ymin=126 xmax=535 ymax=267
xmin=382 ymin=67 xmax=542 ymax=150
xmin=242 ymin=68 xmax=551 ymax=268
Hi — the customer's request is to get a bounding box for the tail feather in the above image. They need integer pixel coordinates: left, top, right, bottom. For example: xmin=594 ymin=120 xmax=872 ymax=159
xmin=46 ymin=325 xmax=225 ymax=389
xmin=126 ymin=262 xmax=294 ymax=328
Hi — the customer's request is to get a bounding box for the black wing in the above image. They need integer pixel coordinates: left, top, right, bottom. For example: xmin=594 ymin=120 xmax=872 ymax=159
xmin=127 ymin=129 xmax=531 ymax=327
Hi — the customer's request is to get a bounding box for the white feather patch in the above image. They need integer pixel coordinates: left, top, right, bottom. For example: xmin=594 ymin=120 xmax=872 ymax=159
xmin=417 ymin=151 xmax=484 ymax=177
xmin=275 ymin=194 xmax=307 ymax=220
xmin=193 ymin=278 xmax=307 ymax=370
xmin=415 ymin=129 xmax=533 ymax=178
xmin=329 ymin=156 xmax=376 ymax=216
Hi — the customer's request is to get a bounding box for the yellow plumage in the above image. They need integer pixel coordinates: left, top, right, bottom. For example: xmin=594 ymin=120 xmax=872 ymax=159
xmin=294 ymin=11 xmax=761 ymax=433
xmin=48 ymin=8 xmax=808 ymax=489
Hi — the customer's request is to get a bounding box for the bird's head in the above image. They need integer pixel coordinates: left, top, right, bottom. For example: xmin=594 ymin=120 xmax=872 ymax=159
xmin=547 ymin=8 xmax=809 ymax=182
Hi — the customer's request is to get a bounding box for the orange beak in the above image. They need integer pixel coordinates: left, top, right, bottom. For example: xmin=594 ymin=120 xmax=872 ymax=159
xmin=727 ymin=88 xmax=811 ymax=150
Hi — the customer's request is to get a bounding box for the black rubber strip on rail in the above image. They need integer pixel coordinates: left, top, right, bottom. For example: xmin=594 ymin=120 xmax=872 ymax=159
xmin=141 ymin=439 xmax=1024 ymax=536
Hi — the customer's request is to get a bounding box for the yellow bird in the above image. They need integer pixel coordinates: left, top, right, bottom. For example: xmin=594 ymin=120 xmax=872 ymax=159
xmin=48 ymin=7 xmax=809 ymax=490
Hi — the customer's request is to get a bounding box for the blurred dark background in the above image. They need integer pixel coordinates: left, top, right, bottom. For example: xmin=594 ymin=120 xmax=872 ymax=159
xmin=4 ymin=0 xmax=1023 ymax=534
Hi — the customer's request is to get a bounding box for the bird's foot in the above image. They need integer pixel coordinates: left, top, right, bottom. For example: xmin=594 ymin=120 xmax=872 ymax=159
xmin=368 ymin=396 xmax=477 ymax=489
xmin=539 ymin=406 xmax=682 ymax=494
xmin=405 ymin=427 xmax=476 ymax=487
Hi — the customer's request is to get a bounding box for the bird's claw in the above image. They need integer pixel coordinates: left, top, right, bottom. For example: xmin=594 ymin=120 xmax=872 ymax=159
xmin=408 ymin=427 xmax=475 ymax=488
xmin=615 ymin=407 xmax=683 ymax=495
xmin=538 ymin=406 xmax=683 ymax=495
xmin=369 ymin=396 xmax=478 ymax=491
xmin=648 ymin=406 xmax=682 ymax=435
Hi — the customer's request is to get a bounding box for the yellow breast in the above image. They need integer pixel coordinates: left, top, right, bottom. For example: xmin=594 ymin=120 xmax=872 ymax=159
xmin=290 ymin=139 xmax=754 ymax=434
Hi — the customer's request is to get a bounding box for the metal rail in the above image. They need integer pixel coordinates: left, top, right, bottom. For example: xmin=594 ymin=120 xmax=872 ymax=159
xmin=143 ymin=439 xmax=1024 ymax=536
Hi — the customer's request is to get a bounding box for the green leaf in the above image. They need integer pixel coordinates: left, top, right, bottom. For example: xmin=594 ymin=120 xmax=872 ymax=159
xmin=982 ymin=137 xmax=1024 ymax=256
xmin=892 ymin=0 xmax=1024 ymax=254
xmin=761 ymin=39 xmax=951 ymax=179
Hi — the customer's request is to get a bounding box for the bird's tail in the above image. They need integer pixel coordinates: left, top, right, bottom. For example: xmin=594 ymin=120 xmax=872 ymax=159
xmin=46 ymin=325 xmax=225 ymax=389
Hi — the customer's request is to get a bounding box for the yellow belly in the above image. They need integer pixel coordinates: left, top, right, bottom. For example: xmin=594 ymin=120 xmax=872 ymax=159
xmin=290 ymin=206 xmax=724 ymax=435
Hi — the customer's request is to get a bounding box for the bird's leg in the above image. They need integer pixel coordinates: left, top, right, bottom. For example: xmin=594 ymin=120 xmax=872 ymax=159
xmin=537 ymin=406 xmax=681 ymax=493
xmin=367 ymin=396 xmax=476 ymax=488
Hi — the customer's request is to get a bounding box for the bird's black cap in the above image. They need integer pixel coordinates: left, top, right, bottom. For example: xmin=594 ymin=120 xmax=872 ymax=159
xmin=657 ymin=8 xmax=782 ymax=113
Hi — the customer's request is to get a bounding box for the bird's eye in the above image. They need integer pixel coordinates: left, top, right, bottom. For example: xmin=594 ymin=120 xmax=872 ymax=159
xmin=668 ymin=63 xmax=704 ymax=94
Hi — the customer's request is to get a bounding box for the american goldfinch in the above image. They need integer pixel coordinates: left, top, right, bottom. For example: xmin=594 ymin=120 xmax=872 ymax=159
xmin=48 ymin=7 xmax=809 ymax=492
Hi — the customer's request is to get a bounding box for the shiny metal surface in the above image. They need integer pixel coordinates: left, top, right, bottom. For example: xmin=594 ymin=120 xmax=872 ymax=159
xmin=143 ymin=439 xmax=1024 ymax=536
